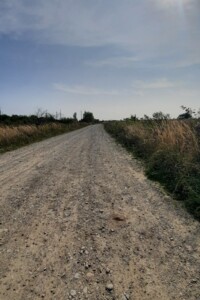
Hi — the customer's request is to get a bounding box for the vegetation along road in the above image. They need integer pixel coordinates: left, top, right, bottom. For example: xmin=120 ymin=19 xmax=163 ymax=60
xmin=0 ymin=124 xmax=199 ymax=300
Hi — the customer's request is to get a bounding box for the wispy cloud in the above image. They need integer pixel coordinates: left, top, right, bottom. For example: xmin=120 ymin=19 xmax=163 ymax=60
xmin=152 ymin=0 xmax=195 ymax=9
xmin=53 ymin=83 xmax=146 ymax=97
xmin=86 ymin=56 xmax=141 ymax=68
xmin=1 ymin=0 xmax=200 ymax=120
xmin=132 ymin=78 xmax=180 ymax=90
xmin=53 ymin=83 xmax=120 ymax=96
xmin=171 ymin=56 xmax=200 ymax=68
xmin=0 ymin=0 xmax=199 ymax=66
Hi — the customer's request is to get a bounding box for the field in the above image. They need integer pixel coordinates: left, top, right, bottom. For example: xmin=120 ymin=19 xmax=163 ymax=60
xmin=0 ymin=122 xmax=86 ymax=153
xmin=104 ymin=119 xmax=200 ymax=220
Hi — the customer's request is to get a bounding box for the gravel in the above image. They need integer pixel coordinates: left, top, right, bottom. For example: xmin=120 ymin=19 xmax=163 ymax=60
xmin=0 ymin=124 xmax=200 ymax=299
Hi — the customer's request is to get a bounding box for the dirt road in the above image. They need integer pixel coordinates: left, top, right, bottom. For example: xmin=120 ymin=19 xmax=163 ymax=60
xmin=0 ymin=124 xmax=199 ymax=300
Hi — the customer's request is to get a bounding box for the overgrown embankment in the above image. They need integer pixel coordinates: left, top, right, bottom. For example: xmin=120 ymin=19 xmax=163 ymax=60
xmin=0 ymin=123 xmax=86 ymax=153
xmin=104 ymin=120 xmax=200 ymax=220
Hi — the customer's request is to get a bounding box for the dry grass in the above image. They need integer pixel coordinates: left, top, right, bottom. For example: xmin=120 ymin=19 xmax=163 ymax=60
xmin=0 ymin=125 xmax=37 ymax=145
xmin=126 ymin=120 xmax=199 ymax=159
xmin=0 ymin=123 xmax=84 ymax=152
xmin=105 ymin=119 xmax=200 ymax=220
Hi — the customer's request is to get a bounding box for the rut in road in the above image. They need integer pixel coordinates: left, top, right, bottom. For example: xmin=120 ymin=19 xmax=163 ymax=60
xmin=0 ymin=124 xmax=199 ymax=300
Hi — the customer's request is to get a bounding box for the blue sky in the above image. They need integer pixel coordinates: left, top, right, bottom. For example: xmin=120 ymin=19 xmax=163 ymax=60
xmin=0 ymin=0 xmax=199 ymax=120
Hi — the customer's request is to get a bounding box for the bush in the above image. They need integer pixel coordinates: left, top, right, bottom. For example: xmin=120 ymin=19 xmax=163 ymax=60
xmin=104 ymin=119 xmax=200 ymax=221
xmin=0 ymin=123 xmax=86 ymax=153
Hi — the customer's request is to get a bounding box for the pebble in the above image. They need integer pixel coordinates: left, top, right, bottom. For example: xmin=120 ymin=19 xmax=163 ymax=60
xmin=106 ymin=283 xmax=114 ymax=291
xmin=83 ymin=287 xmax=88 ymax=294
xmin=74 ymin=273 xmax=80 ymax=279
xmin=86 ymin=272 xmax=94 ymax=279
xmin=85 ymin=262 xmax=91 ymax=269
xmin=121 ymin=293 xmax=130 ymax=300
xmin=185 ymin=245 xmax=193 ymax=252
xmin=70 ymin=290 xmax=76 ymax=297
xmin=191 ymin=279 xmax=198 ymax=283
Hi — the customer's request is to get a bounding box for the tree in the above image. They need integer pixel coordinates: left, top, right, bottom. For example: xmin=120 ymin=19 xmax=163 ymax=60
xmin=82 ymin=111 xmax=94 ymax=123
xmin=143 ymin=114 xmax=151 ymax=120
xmin=152 ymin=111 xmax=170 ymax=120
xmin=130 ymin=114 xmax=137 ymax=121
xmin=196 ymin=108 xmax=200 ymax=119
xmin=178 ymin=106 xmax=194 ymax=119
xmin=73 ymin=112 xmax=77 ymax=121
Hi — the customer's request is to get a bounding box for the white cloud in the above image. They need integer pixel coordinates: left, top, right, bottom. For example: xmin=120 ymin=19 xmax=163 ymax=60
xmin=53 ymin=83 xmax=120 ymax=96
xmin=172 ymin=56 xmax=200 ymax=68
xmin=0 ymin=0 xmax=199 ymax=60
xmin=53 ymin=83 xmax=145 ymax=97
xmin=132 ymin=78 xmax=180 ymax=90
xmin=152 ymin=0 xmax=195 ymax=9
xmin=86 ymin=56 xmax=141 ymax=68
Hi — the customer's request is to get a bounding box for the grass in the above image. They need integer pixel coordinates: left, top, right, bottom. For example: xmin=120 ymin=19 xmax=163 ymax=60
xmin=0 ymin=122 xmax=86 ymax=153
xmin=104 ymin=119 xmax=200 ymax=221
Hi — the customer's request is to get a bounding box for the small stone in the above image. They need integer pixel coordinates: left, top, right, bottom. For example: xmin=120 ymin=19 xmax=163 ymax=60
xmin=70 ymin=290 xmax=76 ymax=297
xmin=185 ymin=245 xmax=193 ymax=252
xmin=61 ymin=273 xmax=66 ymax=279
xmin=74 ymin=273 xmax=80 ymax=279
xmin=191 ymin=279 xmax=197 ymax=283
xmin=85 ymin=262 xmax=91 ymax=269
xmin=83 ymin=287 xmax=88 ymax=294
xmin=86 ymin=272 xmax=94 ymax=279
xmin=106 ymin=283 xmax=113 ymax=292
xmin=121 ymin=293 xmax=130 ymax=300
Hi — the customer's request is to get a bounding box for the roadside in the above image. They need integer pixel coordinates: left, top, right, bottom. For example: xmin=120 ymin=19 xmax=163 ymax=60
xmin=0 ymin=124 xmax=199 ymax=299
xmin=0 ymin=122 xmax=86 ymax=154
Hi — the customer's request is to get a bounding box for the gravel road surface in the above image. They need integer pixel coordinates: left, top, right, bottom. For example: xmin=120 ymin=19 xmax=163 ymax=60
xmin=0 ymin=124 xmax=199 ymax=300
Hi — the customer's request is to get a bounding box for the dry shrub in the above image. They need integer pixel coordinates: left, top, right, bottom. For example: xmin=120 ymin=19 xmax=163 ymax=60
xmin=153 ymin=120 xmax=199 ymax=158
xmin=105 ymin=120 xmax=200 ymax=220
xmin=0 ymin=123 xmax=82 ymax=151
xmin=124 ymin=120 xmax=199 ymax=161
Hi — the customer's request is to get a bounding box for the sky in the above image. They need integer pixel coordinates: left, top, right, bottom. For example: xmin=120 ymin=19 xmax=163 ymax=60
xmin=0 ymin=0 xmax=200 ymax=120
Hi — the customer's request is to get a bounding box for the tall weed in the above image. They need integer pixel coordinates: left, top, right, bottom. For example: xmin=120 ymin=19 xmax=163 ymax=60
xmin=0 ymin=123 xmax=85 ymax=153
xmin=105 ymin=120 xmax=200 ymax=220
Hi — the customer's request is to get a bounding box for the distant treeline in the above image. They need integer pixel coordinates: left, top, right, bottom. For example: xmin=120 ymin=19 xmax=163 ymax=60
xmin=104 ymin=114 xmax=200 ymax=221
xmin=0 ymin=111 xmax=100 ymax=126
xmin=0 ymin=114 xmax=77 ymax=126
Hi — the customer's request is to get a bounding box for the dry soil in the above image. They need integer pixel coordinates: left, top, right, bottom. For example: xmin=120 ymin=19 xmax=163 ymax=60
xmin=0 ymin=124 xmax=199 ymax=300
